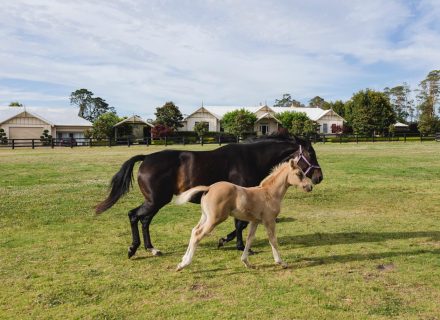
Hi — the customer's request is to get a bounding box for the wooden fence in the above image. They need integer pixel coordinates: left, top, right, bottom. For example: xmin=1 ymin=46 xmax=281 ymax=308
xmin=0 ymin=133 xmax=439 ymax=149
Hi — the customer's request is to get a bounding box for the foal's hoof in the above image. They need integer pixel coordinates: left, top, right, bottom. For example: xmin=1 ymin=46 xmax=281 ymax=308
xmin=176 ymin=264 xmax=185 ymax=272
xmin=218 ymin=238 xmax=227 ymax=248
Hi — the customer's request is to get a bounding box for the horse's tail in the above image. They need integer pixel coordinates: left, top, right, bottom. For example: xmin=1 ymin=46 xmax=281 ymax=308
xmin=95 ymin=154 xmax=146 ymax=214
xmin=175 ymin=186 xmax=210 ymax=205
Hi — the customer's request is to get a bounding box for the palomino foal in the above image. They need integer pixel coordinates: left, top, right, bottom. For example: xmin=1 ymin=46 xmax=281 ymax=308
xmin=175 ymin=159 xmax=313 ymax=271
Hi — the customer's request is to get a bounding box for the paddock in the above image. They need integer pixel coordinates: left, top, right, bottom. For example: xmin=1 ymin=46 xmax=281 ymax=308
xmin=1 ymin=143 xmax=439 ymax=319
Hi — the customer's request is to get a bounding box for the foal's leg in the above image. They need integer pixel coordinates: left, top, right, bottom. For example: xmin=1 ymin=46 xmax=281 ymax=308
xmin=241 ymin=222 xmax=258 ymax=268
xmin=263 ymin=219 xmax=288 ymax=268
xmin=176 ymin=219 xmax=217 ymax=271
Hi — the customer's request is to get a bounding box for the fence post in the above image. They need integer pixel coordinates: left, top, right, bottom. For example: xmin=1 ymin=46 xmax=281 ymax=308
xmin=51 ymin=138 xmax=54 ymax=149
xmin=322 ymin=135 xmax=325 ymax=144
xmin=372 ymin=134 xmax=375 ymax=143
xmin=146 ymin=137 xmax=149 ymax=147
xmin=201 ymin=136 xmax=204 ymax=146
xmin=404 ymin=134 xmax=406 ymax=143
xmin=218 ymin=135 xmax=222 ymax=146
xmin=70 ymin=137 xmax=73 ymax=148
xmin=12 ymin=139 xmax=15 ymax=150
xmin=356 ymin=134 xmax=358 ymax=144
xmin=127 ymin=138 xmax=130 ymax=147
xmin=236 ymin=136 xmax=239 ymax=143
xmin=165 ymin=137 xmax=167 ymax=146
xmin=182 ymin=136 xmax=185 ymax=146
xmin=32 ymin=139 xmax=35 ymax=149
xmin=339 ymin=135 xmax=342 ymax=144
xmin=420 ymin=133 xmax=423 ymax=143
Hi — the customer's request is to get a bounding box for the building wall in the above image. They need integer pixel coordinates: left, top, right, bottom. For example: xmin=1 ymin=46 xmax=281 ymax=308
xmin=184 ymin=111 xmax=220 ymax=132
xmin=254 ymin=119 xmax=279 ymax=135
xmin=316 ymin=111 xmax=344 ymax=134
xmin=0 ymin=112 xmax=52 ymax=139
xmin=53 ymin=126 xmax=90 ymax=139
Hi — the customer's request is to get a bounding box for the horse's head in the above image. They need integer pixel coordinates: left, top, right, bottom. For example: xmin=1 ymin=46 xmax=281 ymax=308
xmin=287 ymin=159 xmax=313 ymax=192
xmin=293 ymin=137 xmax=323 ymax=185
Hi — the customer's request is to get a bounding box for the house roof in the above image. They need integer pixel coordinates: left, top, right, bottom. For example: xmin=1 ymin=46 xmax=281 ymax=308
xmin=256 ymin=112 xmax=281 ymax=123
xmin=394 ymin=122 xmax=409 ymax=127
xmin=113 ymin=115 xmax=154 ymax=127
xmin=0 ymin=106 xmax=93 ymax=126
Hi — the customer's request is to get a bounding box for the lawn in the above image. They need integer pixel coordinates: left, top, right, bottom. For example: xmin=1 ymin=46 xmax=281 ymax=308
xmin=1 ymin=142 xmax=439 ymax=319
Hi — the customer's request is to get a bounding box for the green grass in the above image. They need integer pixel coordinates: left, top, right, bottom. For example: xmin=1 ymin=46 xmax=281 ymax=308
xmin=1 ymin=143 xmax=440 ymax=319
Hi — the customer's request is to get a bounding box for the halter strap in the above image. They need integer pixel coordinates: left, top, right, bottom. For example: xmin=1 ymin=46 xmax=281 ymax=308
xmin=293 ymin=145 xmax=321 ymax=176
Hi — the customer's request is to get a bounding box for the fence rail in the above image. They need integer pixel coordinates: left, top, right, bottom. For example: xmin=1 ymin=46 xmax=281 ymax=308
xmin=0 ymin=133 xmax=439 ymax=149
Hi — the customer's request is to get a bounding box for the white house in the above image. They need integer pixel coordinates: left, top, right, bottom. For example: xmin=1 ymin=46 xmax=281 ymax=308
xmin=0 ymin=106 xmax=93 ymax=140
xmin=181 ymin=105 xmax=345 ymax=135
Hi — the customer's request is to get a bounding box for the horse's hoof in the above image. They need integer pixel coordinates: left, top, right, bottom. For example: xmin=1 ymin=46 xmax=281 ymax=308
xmin=218 ymin=238 xmax=227 ymax=248
xmin=128 ymin=247 xmax=137 ymax=259
xmin=277 ymin=262 xmax=288 ymax=269
xmin=148 ymin=248 xmax=162 ymax=256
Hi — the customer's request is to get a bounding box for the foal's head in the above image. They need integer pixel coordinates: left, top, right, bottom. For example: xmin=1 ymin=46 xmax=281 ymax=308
xmin=286 ymin=159 xmax=313 ymax=192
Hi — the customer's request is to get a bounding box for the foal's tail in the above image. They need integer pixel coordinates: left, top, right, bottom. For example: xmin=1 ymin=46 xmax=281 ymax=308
xmin=175 ymin=186 xmax=210 ymax=205
xmin=95 ymin=154 xmax=146 ymax=214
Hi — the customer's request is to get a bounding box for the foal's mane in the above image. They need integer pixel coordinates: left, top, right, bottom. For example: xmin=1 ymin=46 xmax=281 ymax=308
xmin=259 ymin=162 xmax=290 ymax=187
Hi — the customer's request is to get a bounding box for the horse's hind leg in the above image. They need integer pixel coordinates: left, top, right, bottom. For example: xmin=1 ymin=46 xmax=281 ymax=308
xmin=139 ymin=204 xmax=162 ymax=256
xmin=128 ymin=205 xmax=142 ymax=259
xmin=235 ymin=219 xmax=249 ymax=251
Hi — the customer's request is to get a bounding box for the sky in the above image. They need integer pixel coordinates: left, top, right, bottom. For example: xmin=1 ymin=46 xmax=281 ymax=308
xmin=1 ymin=0 xmax=439 ymax=118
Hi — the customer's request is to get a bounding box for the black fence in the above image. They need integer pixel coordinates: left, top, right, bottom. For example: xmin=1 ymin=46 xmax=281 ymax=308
xmin=0 ymin=133 xmax=439 ymax=149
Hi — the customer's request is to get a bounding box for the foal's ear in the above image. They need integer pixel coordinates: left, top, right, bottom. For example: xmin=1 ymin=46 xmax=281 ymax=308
xmin=289 ymin=158 xmax=298 ymax=169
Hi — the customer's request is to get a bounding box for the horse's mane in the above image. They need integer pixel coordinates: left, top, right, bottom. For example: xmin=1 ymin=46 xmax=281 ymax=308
xmin=243 ymin=132 xmax=298 ymax=144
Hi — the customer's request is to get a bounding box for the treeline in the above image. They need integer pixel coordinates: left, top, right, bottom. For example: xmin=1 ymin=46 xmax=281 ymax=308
xmin=67 ymin=69 xmax=439 ymax=139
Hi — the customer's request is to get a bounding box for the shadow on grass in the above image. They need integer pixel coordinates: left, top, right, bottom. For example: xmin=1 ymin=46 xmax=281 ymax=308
xmin=289 ymin=248 xmax=440 ymax=269
xmin=267 ymin=231 xmax=440 ymax=248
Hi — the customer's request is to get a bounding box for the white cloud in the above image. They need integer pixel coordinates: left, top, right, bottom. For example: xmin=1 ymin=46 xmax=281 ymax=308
xmin=0 ymin=0 xmax=439 ymax=116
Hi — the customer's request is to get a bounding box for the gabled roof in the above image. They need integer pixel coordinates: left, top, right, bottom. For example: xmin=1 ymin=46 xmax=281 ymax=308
xmin=394 ymin=122 xmax=409 ymax=127
xmin=113 ymin=115 xmax=154 ymax=127
xmin=0 ymin=106 xmax=92 ymax=126
xmin=256 ymin=112 xmax=281 ymax=123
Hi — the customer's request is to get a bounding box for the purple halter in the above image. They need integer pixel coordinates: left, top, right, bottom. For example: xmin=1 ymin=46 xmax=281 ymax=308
xmin=293 ymin=145 xmax=321 ymax=176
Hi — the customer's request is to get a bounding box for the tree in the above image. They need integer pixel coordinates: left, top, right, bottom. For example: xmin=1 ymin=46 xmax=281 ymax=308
xmin=384 ymin=83 xmax=414 ymax=122
xmin=0 ymin=128 xmax=8 ymax=144
xmin=91 ymin=112 xmax=123 ymax=140
xmin=194 ymin=122 xmax=209 ymax=138
xmin=221 ymin=109 xmax=257 ymax=138
xmin=70 ymin=89 xmax=115 ymax=122
xmin=273 ymin=94 xmax=293 ymax=108
xmin=151 ymin=124 xmax=173 ymax=138
xmin=39 ymin=129 xmax=52 ymax=146
xmin=345 ymin=89 xmax=396 ymax=135
xmin=416 ymin=70 xmax=440 ymax=134
xmin=154 ymin=101 xmax=184 ymax=131
xmin=276 ymin=111 xmax=318 ymax=136
xmin=273 ymin=94 xmax=306 ymax=108
xmin=322 ymin=100 xmax=346 ymax=118
xmin=9 ymin=101 xmax=23 ymax=107
xmin=308 ymin=96 xmax=325 ymax=108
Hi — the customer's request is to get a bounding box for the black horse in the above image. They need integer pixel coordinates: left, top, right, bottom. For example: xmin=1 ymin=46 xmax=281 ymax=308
xmin=96 ymin=134 xmax=323 ymax=258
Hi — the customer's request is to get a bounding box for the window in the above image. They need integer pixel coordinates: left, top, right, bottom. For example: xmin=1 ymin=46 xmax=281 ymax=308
xmin=322 ymin=123 xmax=328 ymax=133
